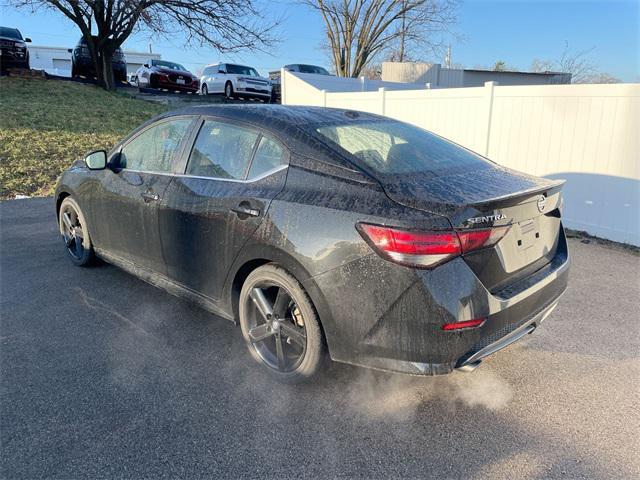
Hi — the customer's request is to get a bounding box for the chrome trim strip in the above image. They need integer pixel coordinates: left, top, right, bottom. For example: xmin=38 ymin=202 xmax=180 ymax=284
xmin=459 ymin=301 xmax=558 ymax=367
xmin=120 ymin=164 xmax=288 ymax=184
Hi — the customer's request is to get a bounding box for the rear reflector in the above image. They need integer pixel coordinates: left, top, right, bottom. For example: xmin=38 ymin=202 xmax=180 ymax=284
xmin=442 ymin=319 xmax=485 ymax=330
xmin=356 ymin=223 xmax=509 ymax=269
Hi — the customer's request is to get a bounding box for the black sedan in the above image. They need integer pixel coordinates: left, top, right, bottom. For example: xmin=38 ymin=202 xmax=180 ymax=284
xmin=135 ymin=59 xmax=199 ymax=93
xmin=55 ymin=105 xmax=569 ymax=382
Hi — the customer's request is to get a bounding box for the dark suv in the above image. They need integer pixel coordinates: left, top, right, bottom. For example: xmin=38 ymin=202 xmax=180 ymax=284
xmin=69 ymin=36 xmax=127 ymax=82
xmin=0 ymin=26 xmax=31 ymax=70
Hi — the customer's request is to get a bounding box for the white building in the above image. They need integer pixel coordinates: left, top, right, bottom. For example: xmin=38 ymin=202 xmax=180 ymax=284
xmin=27 ymin=44 xmax=160 ymax=78
xmin=382 ymin=62 xmax=571 ymax=87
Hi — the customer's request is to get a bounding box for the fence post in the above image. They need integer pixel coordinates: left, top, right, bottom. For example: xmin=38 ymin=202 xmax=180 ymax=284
xmin=484 ymin=81 xmax=497 ymax=157
xmin=379 ymin=87 xmax=386 ymax=115
xmin=360 ymin=76 xmax=366 ymax=91
xmin=280 ymin=68 xmax=286 ymax=104
xmin=322 ymin=89 xmax=327 ymax=107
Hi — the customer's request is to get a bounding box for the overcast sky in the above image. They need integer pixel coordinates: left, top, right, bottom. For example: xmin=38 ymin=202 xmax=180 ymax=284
xmin=2 ymin=0 xmax=638 ymax=81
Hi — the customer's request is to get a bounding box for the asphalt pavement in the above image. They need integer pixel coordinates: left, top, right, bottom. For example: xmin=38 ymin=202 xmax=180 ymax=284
xmin=1 ymin=197 xmax=639 ymax=479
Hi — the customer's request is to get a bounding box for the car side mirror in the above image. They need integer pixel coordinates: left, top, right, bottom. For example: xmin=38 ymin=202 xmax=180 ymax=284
xmin=85 ymin=150 xmax=107 ymax=170
xmin=143 ymin=63 xmax=149 ymax=68
xmin=25 ymin=38 xmax=32 ymax=43
xmin=67 ymin=48 xmax=72 ymax=53
xmin=218 ymin=70 xmax=226 ymax=74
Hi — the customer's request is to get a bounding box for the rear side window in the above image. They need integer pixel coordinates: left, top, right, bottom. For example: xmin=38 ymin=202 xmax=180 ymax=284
xmin=120 ymin=118 xmax=192 ymax=172
xmin=247 ymin=136 xmax=286 ymax=179
xmin=314 ymin=120 xmax=488 ymax=175
xmin=186 ymin=120 xmax=259 ymax=179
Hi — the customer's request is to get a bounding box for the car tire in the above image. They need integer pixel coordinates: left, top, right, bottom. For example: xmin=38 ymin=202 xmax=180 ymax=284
xmin=224 ymin=81 xmax=234 ymax=99
xmin=239 ymin=264 xmax=327 ymax=383
xmin=58 ymin=196 xmax=95 ymax=267
xmin=201 ymin=83 xmax=208 ymax=96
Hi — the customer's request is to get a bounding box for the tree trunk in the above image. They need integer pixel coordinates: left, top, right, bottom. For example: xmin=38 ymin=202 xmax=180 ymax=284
xmin=83 ymin=37 xmax=105 ymax=87
xmin=101 ymin=50 xmax=116 ymax=91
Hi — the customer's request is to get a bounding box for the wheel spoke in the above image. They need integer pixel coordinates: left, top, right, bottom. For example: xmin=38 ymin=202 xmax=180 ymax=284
xmin=74 ymin=226 xmax=84 ymax=239
xmin=275 ymin=332 xmax=285 ymax=370
xmin=74 ymin=237 xmax=83 ymax=257
xmin=62 ymin=212 xmax=72 ymax=230
xmin=280 ymin=322 xmax=306 ymax=348
xmin=272 ymin=288 xmax=290 ymax=317
xmin=249 ymin=288 xmax=273 ymax=320
xmin=65 ymin=234 xmax=74 ymax=247
xmin=248 ymin=323 xmax=274 ymax=343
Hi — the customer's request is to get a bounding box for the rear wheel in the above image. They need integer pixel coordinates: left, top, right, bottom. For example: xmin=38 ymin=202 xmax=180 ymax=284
xmin=58 ymin=197 xmax=94 ymax=267
xmin=239 ymin=264 xmax=326 ymax=383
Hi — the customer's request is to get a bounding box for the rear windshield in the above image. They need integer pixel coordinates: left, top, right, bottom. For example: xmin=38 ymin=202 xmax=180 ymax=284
xmin=314 ymin=120 xmax=490 ymax=176
xmin=0 ymin=27 xmax=22 ymax=40
xmin=289 ymin=65 xmax=330 ymax=75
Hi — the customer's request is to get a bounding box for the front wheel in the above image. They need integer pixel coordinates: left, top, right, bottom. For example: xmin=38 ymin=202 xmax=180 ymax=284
xmin=201 ymin=83 xmax=208 ymax=95
xmin=239 ymin=264 xmax=326 ymax=383
xmin=58 ymin=196 xmax=94 ymax=267
xmin=224 ymin=81 xmax=234 ymax=99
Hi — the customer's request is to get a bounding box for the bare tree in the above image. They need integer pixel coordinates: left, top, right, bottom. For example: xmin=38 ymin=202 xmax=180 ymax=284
xmin=12 ymin=0 xmax=279 ymax=90
xmin=531 ymin=42 xmax=600 ymax=83
xmin=581 ymin=72 xmax=621 ymax=84
xmin=302 ymin=0 xmax=457 ymax=78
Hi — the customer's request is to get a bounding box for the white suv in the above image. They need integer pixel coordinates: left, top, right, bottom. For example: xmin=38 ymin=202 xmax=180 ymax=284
xmin=200 ymin=63 xmax=272 ymax=102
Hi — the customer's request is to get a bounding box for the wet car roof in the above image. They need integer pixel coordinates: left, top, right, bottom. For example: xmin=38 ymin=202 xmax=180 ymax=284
xmin=165 ymin=104 xmax=383 ymax=128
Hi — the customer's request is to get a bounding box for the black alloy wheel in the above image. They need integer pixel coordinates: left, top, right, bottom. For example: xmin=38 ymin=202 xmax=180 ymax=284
xmin=59 ymin=197 xmax=94 ymax=266
xmin=239 ymin=264 xmax=325 ymax=382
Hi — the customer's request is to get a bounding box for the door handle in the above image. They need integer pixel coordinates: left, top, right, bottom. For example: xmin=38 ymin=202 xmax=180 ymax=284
xmin=231 ymin=204 xmax=261 ymax=218
xmin=141 ymin=191 xmax=159 ymax=202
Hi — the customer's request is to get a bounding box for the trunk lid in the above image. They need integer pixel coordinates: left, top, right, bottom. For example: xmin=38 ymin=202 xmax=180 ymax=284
xmin=381 ymin=165 xmax=565 ymax=292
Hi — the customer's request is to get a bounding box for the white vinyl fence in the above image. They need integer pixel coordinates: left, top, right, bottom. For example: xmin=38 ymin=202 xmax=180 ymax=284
xmin=282 ymin=71 xmax=640 ymax=246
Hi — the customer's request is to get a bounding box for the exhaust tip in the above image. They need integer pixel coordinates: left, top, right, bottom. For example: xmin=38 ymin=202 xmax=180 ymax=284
xmin=455 ymin=360 xmax=482 ymax=373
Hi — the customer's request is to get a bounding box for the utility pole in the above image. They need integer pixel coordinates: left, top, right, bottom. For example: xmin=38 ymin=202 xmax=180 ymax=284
xmin=445 ymin=44 xmax=451 ymax=68
xmin=399 ymin=0 xmax=407 ymax=62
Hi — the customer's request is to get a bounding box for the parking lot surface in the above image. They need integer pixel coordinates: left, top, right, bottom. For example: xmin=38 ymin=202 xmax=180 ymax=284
xmin=1 ymin=197 xmax=639 ymax=479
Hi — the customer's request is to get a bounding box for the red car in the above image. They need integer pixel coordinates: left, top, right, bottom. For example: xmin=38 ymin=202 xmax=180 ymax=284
xmin=135 ymin=59 xmax=199 ymax=93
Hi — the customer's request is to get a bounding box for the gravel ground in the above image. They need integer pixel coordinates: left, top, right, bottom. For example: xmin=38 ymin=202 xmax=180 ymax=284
xmin=1 ymin=197 xmax=639 ymax=479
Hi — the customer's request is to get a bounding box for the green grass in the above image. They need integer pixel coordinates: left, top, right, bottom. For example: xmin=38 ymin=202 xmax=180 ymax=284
xmin=0 ymin=77 xmax=170 ymax=199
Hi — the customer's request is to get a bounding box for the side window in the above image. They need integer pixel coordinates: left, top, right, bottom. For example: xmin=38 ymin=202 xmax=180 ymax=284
xmin=247 ymin=136 xmax=286 ymax=179
xmin=120 ymin=118 xmax=192 ymax=172
xmin=186 ymin=120 xmax=259 ymax=179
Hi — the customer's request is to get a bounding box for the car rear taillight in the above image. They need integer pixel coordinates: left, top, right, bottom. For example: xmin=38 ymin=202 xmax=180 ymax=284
xmin=356 ymin=223 xmax=509 ymax=269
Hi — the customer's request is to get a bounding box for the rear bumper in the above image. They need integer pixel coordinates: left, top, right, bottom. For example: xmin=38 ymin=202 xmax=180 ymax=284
xmin=309 ymin=226 xmax=570 ymax=376
xmin=456 ymin=300 xmax=558 ymax=371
